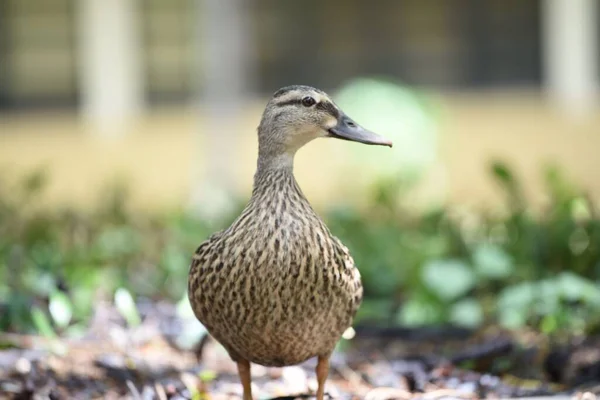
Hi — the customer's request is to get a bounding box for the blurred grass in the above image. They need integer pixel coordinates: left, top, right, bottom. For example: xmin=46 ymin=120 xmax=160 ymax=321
xmin=1 ymin=161 xmax=599 ymax=338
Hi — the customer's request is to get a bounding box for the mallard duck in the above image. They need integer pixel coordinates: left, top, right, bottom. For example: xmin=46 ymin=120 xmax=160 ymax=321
xmin=188 ymin=85 xmax=392 ymax=400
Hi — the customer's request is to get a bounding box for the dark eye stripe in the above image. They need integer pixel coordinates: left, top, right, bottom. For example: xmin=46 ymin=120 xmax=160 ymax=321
xmin=275 ymin=98 xmax=340 ymax=119
xmin=316 ymin=101 xmax=340 ymax=119
xmin=276 ymin=99 xmax=303 ymax=107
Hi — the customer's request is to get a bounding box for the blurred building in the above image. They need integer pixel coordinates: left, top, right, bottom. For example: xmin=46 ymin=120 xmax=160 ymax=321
xmin=0 ymin=0 xmax=598 ymax=210
xmin=0 ymin=0 xmax=597 ymax=113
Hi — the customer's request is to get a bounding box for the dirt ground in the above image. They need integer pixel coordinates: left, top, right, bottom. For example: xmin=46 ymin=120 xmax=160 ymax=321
xmin=1 ymin=301 xmax=600 ymax=400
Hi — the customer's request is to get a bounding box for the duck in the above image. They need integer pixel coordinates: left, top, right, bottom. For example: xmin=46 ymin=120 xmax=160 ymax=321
xmin=188 ymin=85 xmax=392 ymax=400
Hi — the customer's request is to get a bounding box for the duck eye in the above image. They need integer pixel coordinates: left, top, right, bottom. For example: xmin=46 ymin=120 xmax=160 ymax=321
xmin=301 ymin=96 xmax=316 ymax=107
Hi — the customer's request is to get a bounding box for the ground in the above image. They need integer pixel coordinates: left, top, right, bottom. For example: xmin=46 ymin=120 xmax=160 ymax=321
xmin=1 ymin=301 xmax=599 ymax=400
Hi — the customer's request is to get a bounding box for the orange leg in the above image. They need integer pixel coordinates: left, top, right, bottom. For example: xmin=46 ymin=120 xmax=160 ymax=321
xmin=236 ymin=360 xmax=253 ymax=400
xmin=315 ymin=355 xmax=330 ymax=400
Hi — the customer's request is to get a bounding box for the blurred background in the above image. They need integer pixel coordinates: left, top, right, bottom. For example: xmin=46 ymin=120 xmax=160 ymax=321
xmin=1 ymin=0 xmax=599 ymax=210
xmin=1 ymin=0 xmax=600 ymax=397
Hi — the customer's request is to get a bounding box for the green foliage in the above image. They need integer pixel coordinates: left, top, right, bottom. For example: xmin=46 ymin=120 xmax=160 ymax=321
xmin=497 ymin=272 xmax=600 ymax=334
xmin=329 ymin=160 xmax=600 ymax=335
xmin=114 ymin=288 xmax=141 ymax=328
xmin=1 ymin=161 xmax=599 ymax=337
xmin=0 ymin=169 xmax=220 ymax=335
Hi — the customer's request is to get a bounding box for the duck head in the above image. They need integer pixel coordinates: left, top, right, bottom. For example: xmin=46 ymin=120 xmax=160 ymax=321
xmin=257 ymin=85 xmax=392 ymax=161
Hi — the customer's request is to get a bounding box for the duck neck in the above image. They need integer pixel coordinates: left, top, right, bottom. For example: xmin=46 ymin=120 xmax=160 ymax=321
xmin=253 ymin=149 xmax=294 ymax=189
xmin=252 ymin=146 xmax=308 ymax=204
xmin=256 ymin=150 xmax=294 ymax=174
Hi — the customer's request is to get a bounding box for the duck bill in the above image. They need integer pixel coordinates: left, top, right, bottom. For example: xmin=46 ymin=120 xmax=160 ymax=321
xmin=327 ymin=113 xmax=393 ymax=147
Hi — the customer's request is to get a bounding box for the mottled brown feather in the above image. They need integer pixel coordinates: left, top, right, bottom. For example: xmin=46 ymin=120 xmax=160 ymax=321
xmin=188 ymin=85 xmax=364 ymax=369
xmin=188 ymin=167 xmax=362 ymax=367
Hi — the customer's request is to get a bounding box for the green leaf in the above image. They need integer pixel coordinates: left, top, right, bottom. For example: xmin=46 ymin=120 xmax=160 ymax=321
xmin=557 ymin=272 xmax=600 ymax=305
xmin=64 ymin=323 xmax=87 ymax=338
xmin=540 ymin=314 xmax=558 ymax=334
xmin=71 ymin=286 xmax=95 ymax=320
xmin=21 ymin=169 xmax=48 ymax=195
xmin=114 ymin=288 xmax=141 ymax=327
xmin=422 ymin=259 xmax=475 ymax=300
xmin=96 ymin=227 xmax=140 ymax=258
xmin=571 ymin=197 xmax=592 ymax=221
xmin=49 ymin=291 xmax=72 ymax=329
xmin=497 ymin=282 xmax=536 ymax=311
xmin=491 ymin=162 xmax=514 ymax=185
xmin=31 ymin=307 xmax=57 ymax=338
xmin=450 ymin=298 xmax=483 ymax=328
xmin=490 ymin=161 xmax=523 ymax=207
xmin=176 ymin=292 xmax=195 ymax=318
xmin=354 ymin=299 xmax=394 ymax=324
xmin=496 ymin=280 xmax=562 ymax=329
xmin=198 ymin=369 xmax=217 ymax=382
xmin=498 ymin=306 xmax=528 ymax=330
xmin=396 ymin=296 xmax=443 ymax=326
xmin=176 ymin=294 xmax=209 ymax=349
xmin=473 ymin=244 xmax=513 ymax=279
xmin=162 ymin=245 xmax=189 ymax=274
xmin=24 ymin=272 xmax=56 ymax=297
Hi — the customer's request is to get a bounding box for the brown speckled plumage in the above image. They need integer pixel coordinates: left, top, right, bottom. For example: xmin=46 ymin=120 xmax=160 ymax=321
xmin=188 ymin=85 xmax=391 ymax=400
xmin=189 ymin=167 xmax=362 ymax=367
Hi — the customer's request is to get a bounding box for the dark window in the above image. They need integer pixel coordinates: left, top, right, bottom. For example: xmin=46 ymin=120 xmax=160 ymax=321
xmin=0 ymin=0 xmax=78 ymax=111
xmin=461 ymin=0 xmax=541 ymax=87
xmin=252 ymin=0 xmax=542 ymax=92
xmin=141 ymin=0 xmax=194 ymax=105
xmin=0 ymin=0 xmax=545 ymax=109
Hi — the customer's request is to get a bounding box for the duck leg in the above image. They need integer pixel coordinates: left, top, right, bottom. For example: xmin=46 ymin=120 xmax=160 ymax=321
xmin=315 ymin=355 xmax=330 ymax=400
xmin=237 ymin=359 xmax=253 ymax=400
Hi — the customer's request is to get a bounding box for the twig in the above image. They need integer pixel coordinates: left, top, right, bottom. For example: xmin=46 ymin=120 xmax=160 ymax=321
xmin=126 ymin=380 xmax=142 ymax=400
xmin=421 ymin=389 xmax=475 ymax=399
xmin=353 ymin=325 xmax=473 ymax=341
xmin=331 ymin=364 xmax=368 ymax=388
xmin=267 ymin=394 xmax=333 ymax=400
xmin=154 ymin=382 xmax=168 ymax=400
xmin=364 ymin=387 xmax=413 ymax=400
xmin=448 ymin=338 xmax=513 ymax=365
